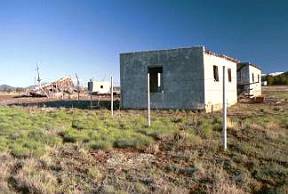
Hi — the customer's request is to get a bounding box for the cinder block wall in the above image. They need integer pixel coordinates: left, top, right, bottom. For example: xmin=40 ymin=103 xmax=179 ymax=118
xmin=120 ymin=47 xmax=206 ymax=109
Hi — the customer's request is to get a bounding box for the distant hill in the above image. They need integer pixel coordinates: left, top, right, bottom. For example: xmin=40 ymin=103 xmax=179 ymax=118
xmin=0 ymin=84 xmax=16 ymax=91
xmin=0 ymin=84 xmax=26 ymax=92
xmin=263 ymin=71 xmax=288 ymax=85
xmin=262 ymin=72 xmax=284 ymax=77
xmin=268 ymin=72 xmax=284 ymax=76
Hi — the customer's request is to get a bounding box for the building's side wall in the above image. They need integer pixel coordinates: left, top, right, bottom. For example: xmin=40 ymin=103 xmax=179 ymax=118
xmin=203 ymin=53 xmax=238 ymax=112
xmin=248 ymin=66 xmax=262 ymax=96
xmin=120 ymin=47 xmax=205 ymax=109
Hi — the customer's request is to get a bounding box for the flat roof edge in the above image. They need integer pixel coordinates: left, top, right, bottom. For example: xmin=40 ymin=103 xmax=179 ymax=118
xmin=120 ymin=46 xmax=205 ymax=55
xmin=120 ymin=46 xmax=240 ymax=63
xmin=204 ymin=48 xmax=240 ymax=63
xmin=238 ymin=62 xmax=262 ymax=70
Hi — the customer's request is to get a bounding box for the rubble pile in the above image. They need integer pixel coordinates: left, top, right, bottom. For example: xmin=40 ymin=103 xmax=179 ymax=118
xmin=30 ymin=76 xmax=76 ymax=98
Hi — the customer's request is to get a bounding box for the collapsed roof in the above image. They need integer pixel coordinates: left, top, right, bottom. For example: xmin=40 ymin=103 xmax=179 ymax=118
xmin=30 ymin=76 xmax=76 ymax=97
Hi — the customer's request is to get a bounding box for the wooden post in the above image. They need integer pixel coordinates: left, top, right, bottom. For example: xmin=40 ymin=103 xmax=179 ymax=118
xmin=223 ymin=66 xmax=227 ymax=151
xmin=147 ymin=73 xmax=151 ymax=127
xmin=111 ymin=76 xmax=114 ymax=116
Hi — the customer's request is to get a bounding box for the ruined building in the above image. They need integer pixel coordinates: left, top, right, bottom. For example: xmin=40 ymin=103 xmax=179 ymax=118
xmin=120 ymin=46 xmax=239 ymax=112
xmin=30 ymin=76 xmax=75 ymax=98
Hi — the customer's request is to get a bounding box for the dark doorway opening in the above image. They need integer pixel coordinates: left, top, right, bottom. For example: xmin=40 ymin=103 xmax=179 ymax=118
xmin=148 ymin=67 xmax=163 ymax=93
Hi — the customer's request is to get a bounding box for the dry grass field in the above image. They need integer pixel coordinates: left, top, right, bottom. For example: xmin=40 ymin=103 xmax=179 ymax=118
xmin=0 ymin=86 xmax=287 ymax=193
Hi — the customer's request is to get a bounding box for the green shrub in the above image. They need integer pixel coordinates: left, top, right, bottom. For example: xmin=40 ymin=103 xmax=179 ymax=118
xmin=114 ymin=139 xmax=136 ymax=148
xmin=113 ymin=135 xmax=153 ymax=150
xmin=89 ymin=140 xmax=112 ymax=151
xmin=198 ymin=120 xmax=212 ymax=138
xmin=10 ymin=143 xmax=31 ymax=158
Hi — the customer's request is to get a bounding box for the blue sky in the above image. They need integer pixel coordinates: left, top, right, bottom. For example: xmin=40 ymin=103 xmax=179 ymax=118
xmin=0 ymin=0 xmax=287 ymax=87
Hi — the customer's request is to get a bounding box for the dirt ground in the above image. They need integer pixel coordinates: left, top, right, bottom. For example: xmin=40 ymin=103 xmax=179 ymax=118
xmin=0 ymin=92 xmax=120 ymax=109
xmin=262 ymin=85 xmax=288 ymax=92
xmin=1 ymin=86 xmax=287 ymax=108
xmin=0 ymin=86 xmax=287 ymax=193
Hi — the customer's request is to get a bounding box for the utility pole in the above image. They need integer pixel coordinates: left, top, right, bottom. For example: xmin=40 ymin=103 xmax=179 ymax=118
xmin=36 ymin=64 xmax=49 ymax=98
xmin=89 ymin=79 xmax=93 ymax=109
xmin=75 ymin=74 xmax=80 ymax=101
xmin=111 ymin=76 xmax=114 ymax=116
xmin=36 ymin=64 xmax=41 ymax=88
xmin=147 ymin=73 xmax=151 ymax=127
xmin=223 ymin=66 xmax=227 ymax=151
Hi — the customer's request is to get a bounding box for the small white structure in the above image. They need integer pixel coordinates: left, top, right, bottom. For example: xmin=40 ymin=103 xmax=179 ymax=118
xmin=261 ymin=81 xmax=267 ymax=86
xmin=88 ymin=80 xmax=111 ymax=94
xmin=237 ymin=62 xmax=262 ymax=97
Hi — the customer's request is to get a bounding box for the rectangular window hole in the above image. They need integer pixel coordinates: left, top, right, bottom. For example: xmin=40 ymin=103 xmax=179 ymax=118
xmin=213 ymin=65 xmax=219 ymax=82
xmin=148 ymin=66 xmax=163 ymax=93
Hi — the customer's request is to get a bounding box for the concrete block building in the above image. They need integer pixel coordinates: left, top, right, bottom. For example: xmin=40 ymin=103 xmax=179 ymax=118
xmin=237 ymin=62 xmax=262 ymax=97
xmin=120 ymin=46 xmax=238 ymax=112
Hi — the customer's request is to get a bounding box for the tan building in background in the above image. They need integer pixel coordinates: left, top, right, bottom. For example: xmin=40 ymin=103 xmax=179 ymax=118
xmin=237 ymin=62 xmax=262 ymax=97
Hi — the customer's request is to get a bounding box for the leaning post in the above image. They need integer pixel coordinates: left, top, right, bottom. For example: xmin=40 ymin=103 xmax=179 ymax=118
xmin=111 ymin=76 xmax=114 ymax=116
xmin=147 ymin=73 xmax=151 ymax=127
xmin=222 ymin=66 xmax=227 ymax=151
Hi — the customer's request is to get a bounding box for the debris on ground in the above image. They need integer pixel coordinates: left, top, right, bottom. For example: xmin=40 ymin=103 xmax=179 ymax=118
xmin=253 ymin=96 xmax=265 ymax=103
xmin=29 ymin=76 xmax=76 ymax=98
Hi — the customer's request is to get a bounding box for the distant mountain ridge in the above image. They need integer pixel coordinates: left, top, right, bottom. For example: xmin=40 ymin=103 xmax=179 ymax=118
xmin=262 ymin=71 xmax=284 ymax=77
xmin=263 ymin=71 xmax=288 ymax=85
xmin=268 ymin=72 xmax=284 ymax=76
xmin=0 ymin=84 xmax=16 ymax=91
xmin=0 ymin=84 xmax=27 ymax=92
